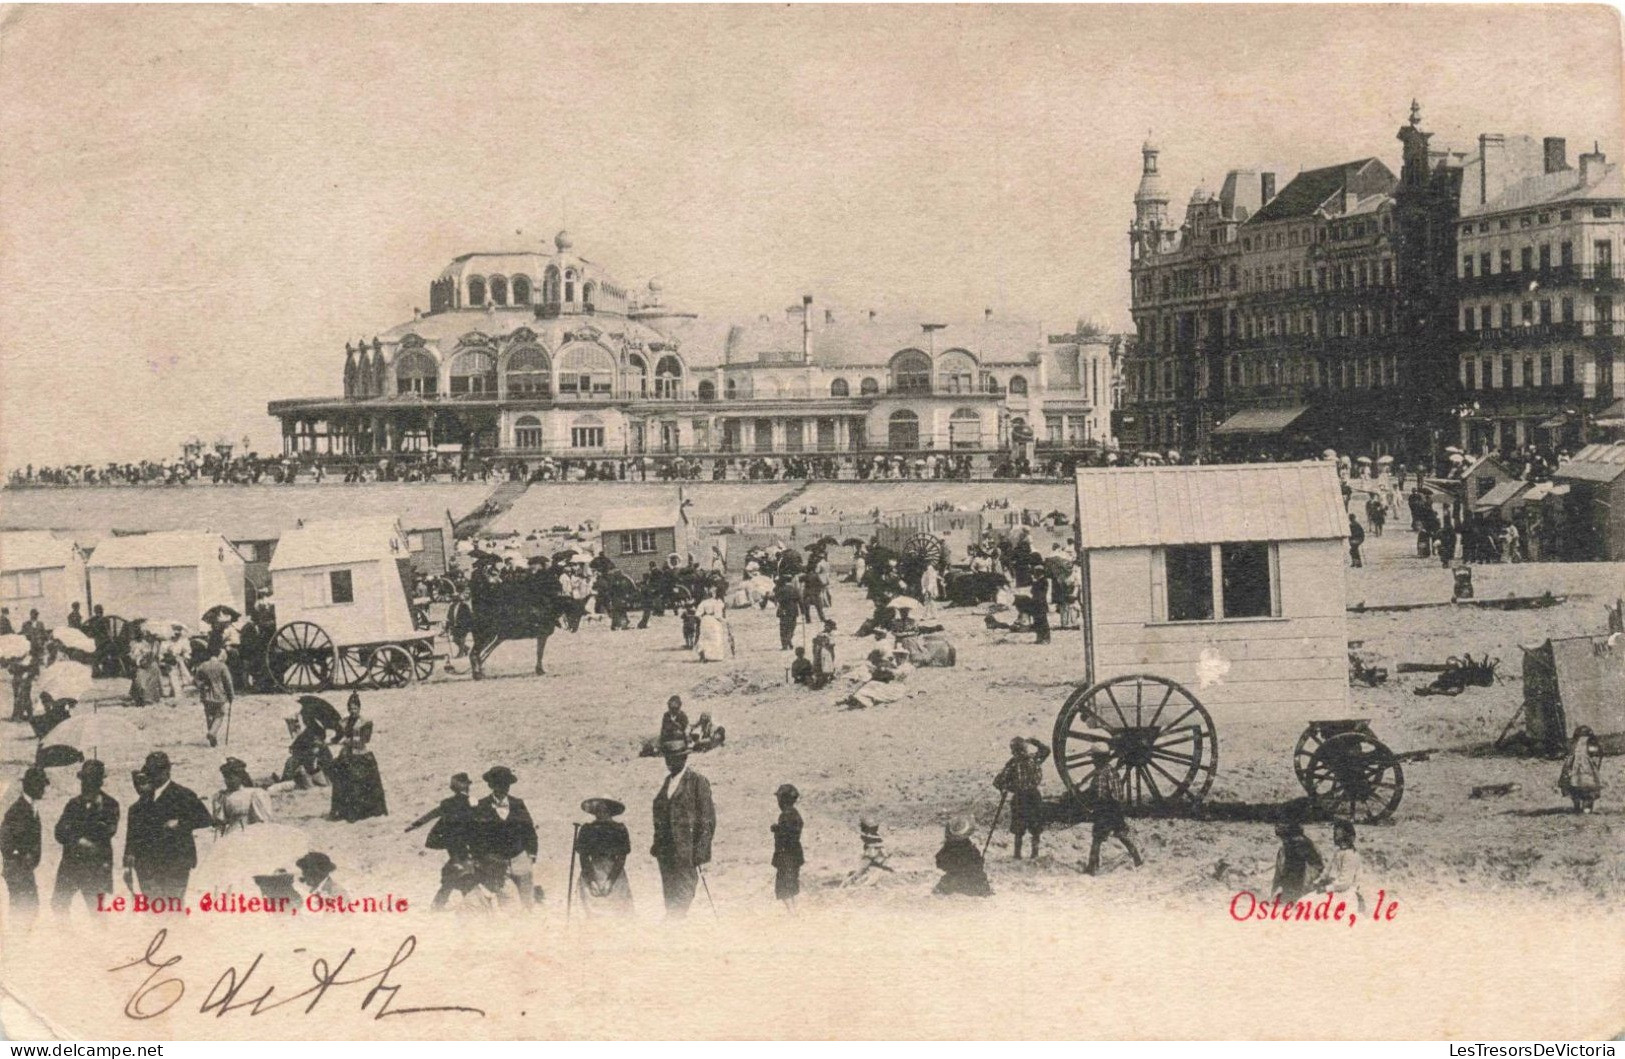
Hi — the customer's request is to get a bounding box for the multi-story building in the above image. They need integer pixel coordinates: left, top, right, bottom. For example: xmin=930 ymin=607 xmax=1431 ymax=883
xmin=1123 ymin=104 xmax=1621 ymax=460
xmin=267 ymin=231 xmax=1117 ymax=464
xmin=1452 ymin=140 xmax=1623 ymax=451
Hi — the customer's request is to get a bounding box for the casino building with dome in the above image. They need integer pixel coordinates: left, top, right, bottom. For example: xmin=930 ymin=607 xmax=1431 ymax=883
xmin=268 ymin=231 xmax=1118 ymax=463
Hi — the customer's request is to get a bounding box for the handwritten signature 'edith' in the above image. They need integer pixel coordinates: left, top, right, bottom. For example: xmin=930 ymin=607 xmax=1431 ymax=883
xmin=109 ymin=928 xmax=486 ymax=1021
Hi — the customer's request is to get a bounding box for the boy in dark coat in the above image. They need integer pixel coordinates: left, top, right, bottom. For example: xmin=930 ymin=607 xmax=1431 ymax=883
xmin=933 ymin=816 xmax=992 ymax=897
xmin=771 ymin=784 xmax=804 ymax=913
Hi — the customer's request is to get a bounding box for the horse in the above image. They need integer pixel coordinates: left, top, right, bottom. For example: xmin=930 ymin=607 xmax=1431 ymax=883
xmin=455 ymin=571 xmax=579 ymax=678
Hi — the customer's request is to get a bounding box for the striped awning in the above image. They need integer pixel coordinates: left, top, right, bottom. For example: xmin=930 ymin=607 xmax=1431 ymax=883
xmin=1210 ymin=406 xmax=1308 ymax=436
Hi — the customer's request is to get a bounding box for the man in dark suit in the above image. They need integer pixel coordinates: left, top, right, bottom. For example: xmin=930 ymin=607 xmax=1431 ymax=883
xmin=650 ymin=737 xmax=715 ymax=917
xmin=122 ymin=752 xmax=212 ymax=900
xmin=405 ymin=772 xmax=476 ymax=909
xmin=470 ymin=766 xmax=537 ymax=909
xmin=52 ymin=758 xmax=121 ymax=914
xmin=1 ymin=767 xmax=49 ymax=921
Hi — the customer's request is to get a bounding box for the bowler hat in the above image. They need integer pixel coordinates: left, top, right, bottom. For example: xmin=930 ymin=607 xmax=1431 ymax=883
xmin=296 ymin=851 xmax=336 ymax=877
xmin=450 ymin=772 xmax=471 ymax=787
xmin=658 ymin=737 xmax=689 ymax=757
xmin=141 ymin=751 xmax=171 ymax=775
xmin=581 ymin=797 xmax=625 ymax=818
xmin=78 ymin=758 xmax=106 ymax=782
xmin=483 ymin=766 xmax=517 ymax=787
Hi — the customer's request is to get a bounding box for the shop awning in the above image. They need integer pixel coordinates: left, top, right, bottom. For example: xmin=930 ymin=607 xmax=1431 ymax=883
xmin=1539 ymin=413 xmax=1570 ymax=430
xmin=1472 ymin=479 xmax=1532 ymax=512
xmin=1210 ymin=406 xmax=1309 ymax=436
xmin=1593 ymin=399 xmax=1625 ymax=428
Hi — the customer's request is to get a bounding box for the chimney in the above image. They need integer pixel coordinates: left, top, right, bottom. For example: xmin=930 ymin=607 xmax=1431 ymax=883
xmin=1544 ymin=137 xmax=1569 ymax=174
xmin=1478 ymin=133 xmax=1506 ymax=205
xmin=802 ymin=295 xmax=813 ymax=360
xmin=1261 ymin=172 xmax=1276 ymax=203
xmin=1580 ymin=142 xmax=1608 ymax=185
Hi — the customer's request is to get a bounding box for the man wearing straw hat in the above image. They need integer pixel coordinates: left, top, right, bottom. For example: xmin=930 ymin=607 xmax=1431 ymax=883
xmin=650 ymin=737 xmax=714 ymax=917
xmin=51 ymin=758 xmax=120 ymax=914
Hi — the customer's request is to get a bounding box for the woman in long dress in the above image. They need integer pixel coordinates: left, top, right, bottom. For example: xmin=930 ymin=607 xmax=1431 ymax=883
xmin=573 ymin=798 xmax=633 ymax=917
xmin=844 ymin=649 xmax=913 ymax=709
xmin=128 ymin=635 xmax=164 ymax=707
xmin=1557 ymin=726 xmax=1604 ymax=813
xmin=696 ymin=586 xmax=731 ymax=662
xmin=329 ymin=693 xmax=389 ymax=822
xmin=159 ymin=627 xmax=192 ymax=699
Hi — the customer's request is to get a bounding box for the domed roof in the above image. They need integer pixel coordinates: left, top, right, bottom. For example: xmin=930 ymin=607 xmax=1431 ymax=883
xmin=647 ymin=277 xmax=663 ymax=294
xmin=554 ymin=230 xmax=573 ymax=252
xmin=1142 ymin=138 xmax=1159 ymax=155
xmin=1189 ymin=182 xmax=1212 ymax=203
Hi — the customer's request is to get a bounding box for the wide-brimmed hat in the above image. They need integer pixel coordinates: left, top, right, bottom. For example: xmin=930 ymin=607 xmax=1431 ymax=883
xmin=581 ymin=797 xmax=625 ymax=818
xmin=482 ymin=766 xmax=517 ymax=787
xmin=658 ymin=737 xmax=690 ymax=757
xmin=945 ymin=816 xmax=975 ymax=839
xmin=296 ymin=851 xmax=335 ymax=877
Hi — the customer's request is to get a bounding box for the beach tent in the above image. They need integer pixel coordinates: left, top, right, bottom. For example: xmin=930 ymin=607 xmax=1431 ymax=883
xmin=1520 ymin=635 xmax=1625 ymax=754
xmin=86 ymin=531 xmax=247 ymax=623
xmin=0 ymin=531 xmax=89 ymax=628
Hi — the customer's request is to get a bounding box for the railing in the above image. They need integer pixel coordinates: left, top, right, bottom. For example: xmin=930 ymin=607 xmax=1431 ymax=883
xmin=1458 ymin=263 xmax=1620 ymax=292
xmin=1469 ymin=321 xmax=1621 ymax=345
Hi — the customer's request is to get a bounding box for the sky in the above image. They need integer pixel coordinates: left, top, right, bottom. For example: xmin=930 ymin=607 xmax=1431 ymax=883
xmin=0 ymin=4 xmax=1620 ymax=469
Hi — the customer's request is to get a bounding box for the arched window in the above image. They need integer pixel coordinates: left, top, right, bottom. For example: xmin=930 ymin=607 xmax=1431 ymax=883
xmin=543 ymin=266 xmax=561 ymax=304
xmin=395 ymin=350 xmax=438 ymax=396
xmin=511 ymin=275 xmax=532 ymax=305
xmin=859 ymin=377 xmax=879 ymax=396
xmin=654 ymin=355 xmax=683 ymax=399
xmin=513 ymin=415 xmax=543 ymax=451
xmin=505 ymin=348 xmax=551 ymax=397
xmin=830 ymin=378 xmax=850 ymax=397
xmin=467 ymin=275 xmax=486 ymax=307
xmin=725 ymin=377 xmax=738 ymax=399
xmin=937 ymin=350 xmax=977 ymax=394
xmin=582 ymin=280 xmax=597 ymax=309
xmin=626 ymin=353 xmax=649 ymax=397
xmin=890 ymin=349 xmax=933 ymax=394
xmin=489 ymin=276 xmax=508 ymax=306
xmin=1009 ymin=374 xmax=1029 ymax=396
xmin=557 ymin=343 xmax=615 ymax=398
xmin=564 ymin=269 xmax=577 ymax=303
xmin=949 ymin=407 xmax=982 ymax=449
xmin=887 ymin=409 xmax=920 ymax=450
xmin=449 ymin=348 xmax=497 ymax=396
xmin=570 ymin=413 xmax=605 ymax=450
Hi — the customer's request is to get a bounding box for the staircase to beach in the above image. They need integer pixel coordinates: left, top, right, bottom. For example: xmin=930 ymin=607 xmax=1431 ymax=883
xmin=454 ymin=480 xmax=529 ymax=538
xmin=759 ymin=480 xmax=813 ymax=518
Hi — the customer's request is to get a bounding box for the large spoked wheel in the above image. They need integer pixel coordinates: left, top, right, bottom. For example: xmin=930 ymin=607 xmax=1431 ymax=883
xmin=1052 ymin=674 xmax=1219 ymax=810
xmin=410 ymin=639 xmax=436 ymax=682
xmin=1302 ymin=732 xmax=1404 ymax=823
xmin=368 ymin=644 xmax=415 ymax=689
xmin=267 ymin=621 xmax=334 ymax=693
xmin=333 ymin=646 xmax=372 ymax=690
xmin=902 ymin=533 xmax=947 ymax=569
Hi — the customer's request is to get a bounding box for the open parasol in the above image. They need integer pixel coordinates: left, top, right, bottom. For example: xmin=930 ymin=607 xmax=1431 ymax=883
xmin=888 ymin=596 xmax=922 ymax=612
xmin=1322 ymin=449 xmax=1338 ymax=460
xmin=190 ymin=823 xmax=312 ymax=899
xmin=201 ymin=604 xmax=241 ymax=625
xmin=1376 ymin=454 xmax=1395 ymax=464
xmin=0 ymin=634 xmax=30 ymax=663
xmin=38 ymin=709 xmax=141 ymax=767
xmin=51 ymin=628 xmax=95 ymax=654
xmin=1356 ymin=455 xmax=1373 ymax=464
xmin=37 ymin=661 xmax=93 ymax=701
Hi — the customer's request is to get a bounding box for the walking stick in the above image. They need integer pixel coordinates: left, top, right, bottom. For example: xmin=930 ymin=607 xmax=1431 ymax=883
xmin=982 ymin=790 xmax=1008 ymax=856
xmin=223 ymin=696 xmax=233 ymax=748
xmin=566 ymin=822 xmax=580 ymax=922
xmin=697 ymin=864 xmax=718 ymax=917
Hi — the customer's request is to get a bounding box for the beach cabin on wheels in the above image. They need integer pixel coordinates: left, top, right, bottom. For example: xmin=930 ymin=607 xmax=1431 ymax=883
xmin=264 ymin=517 xmax=435 ymax=691
xmin=0 ymin=531 xmax=89 ymax=629
xmin=1071 ymin=462 xmax=1350 ymax=726
xmin=85 ymin=531 xmax=248 ymax=625
xmin=599 ymin=507 xmax=689 ymax=567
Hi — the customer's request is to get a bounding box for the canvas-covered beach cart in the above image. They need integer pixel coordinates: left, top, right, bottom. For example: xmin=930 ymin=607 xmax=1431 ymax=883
xmin=265 ymin=517 xmax=436 ymax=691
xmin=1055 ymin=462 xmax=1405 ymax=822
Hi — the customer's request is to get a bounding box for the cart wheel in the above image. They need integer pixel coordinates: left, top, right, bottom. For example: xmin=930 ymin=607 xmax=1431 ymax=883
xmin=430 ymin=576 xmax=458 ymax=603
xmin=368 ymin=644 xmax=415 ymax=689
xmin=1051 ymin=673 xmax=1219 ymax=810
xmin=1303 ymin=732 xmax=1405 ymax=823
xmin=267 ymin=621 xmax=334 ymax=693
xmin=334 ymin=646 xmax=371 ymax=690
xmin=410 ymin=640 xmax=436 ymax=682
xmin=1292 ymin=727 xmax=1326 ymax=789
xmin=902 ymin=533 xmax=947 ymax=569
